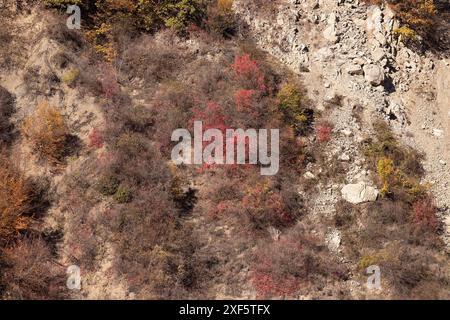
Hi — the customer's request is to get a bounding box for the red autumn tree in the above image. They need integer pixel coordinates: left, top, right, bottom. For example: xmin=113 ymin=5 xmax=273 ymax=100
xmin=191 ymin=101 xmax=228 ymax=133
xmin=190 ymin=102 xmax=229 ymax=170
xmin=232 ymin=54 xmax=266 ymax=92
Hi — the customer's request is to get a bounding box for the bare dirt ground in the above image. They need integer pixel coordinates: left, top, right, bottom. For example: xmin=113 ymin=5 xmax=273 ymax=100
xmin=400 ymin=60 xmax=450 ymax=244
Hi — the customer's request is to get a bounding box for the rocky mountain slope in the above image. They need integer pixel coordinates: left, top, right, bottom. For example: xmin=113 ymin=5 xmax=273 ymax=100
xmin=1 ymin=0 xmax=450 ymax=300
xmin=236 ymin=0 xmax=450 ymax=244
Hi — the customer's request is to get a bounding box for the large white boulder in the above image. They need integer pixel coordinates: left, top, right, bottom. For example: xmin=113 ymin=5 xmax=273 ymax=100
xmin=363 ymin=64 xmax=385 ymax=86
xmin=341 ymin=182 xmax=379 ymax=204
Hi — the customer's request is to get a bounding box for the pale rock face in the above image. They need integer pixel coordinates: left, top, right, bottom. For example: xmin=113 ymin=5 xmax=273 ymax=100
xmin=304 ymin=171 xmax=316 ymax=179
xmin=372 ymin=47 xmax=386 ymax=62
xmin=366 ymin=6 xmax=383 ymax=34
xmin=353 ymin=57 xmax=366 ymax=66
xmin=326 ymin=230 xmax=341 ymax=253
xmin=383 ymin=101 xmax=407 ymax=125
xmin=323 ymin=12 xmax=339 ymax=43
xmin=347 ymin=64 xmax=364 ymax=75
xmin=383 ymin=6 xmax=396 ymax=32
xmin=341 ymin=129 xmax=353 ymax=137
xmin=363 ymin=64 xmax=385 ymax=86
xmin=433 ymin=128 xmax=444 ymax=137
xmin=323 ymin=25 xmax=339 ymax=43
xmin=339 ymin=154 xmax=351 ymax=162
xmin=366 ymin=5 xmax=388 ymax=46
xmin=341 ymin=183 xmax=379 ymax=204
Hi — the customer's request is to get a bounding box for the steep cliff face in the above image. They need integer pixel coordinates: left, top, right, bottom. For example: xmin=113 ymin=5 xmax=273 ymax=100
xmin=235 ymin=0 xmax=450 ymax=244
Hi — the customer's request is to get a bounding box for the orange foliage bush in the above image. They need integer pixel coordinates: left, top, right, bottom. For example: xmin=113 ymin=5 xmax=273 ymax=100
xmin=0 ymin=154 xmax=33 ymax=243
xmin=21 ymin=101 xmax=68 ymax=163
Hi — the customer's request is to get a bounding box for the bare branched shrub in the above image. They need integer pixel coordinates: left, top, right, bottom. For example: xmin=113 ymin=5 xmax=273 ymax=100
xmin=379 ymin=245 xmax=450 ymax=299
xmin=206 ymin=0 xmax=237 ymax=38
xmin=0 ymin=154 xmax=33 ymax=244
xmin=411 ymin=196 xmax=439 ymax=233
xmin=0 ymin=16 xmax=26 ymax=70
xmin=0 ymin=237 xmax=67 ymax=300
xmin=119 ymin=36 xmax=189 ymax=87
xmin=251 ymin=225 xmax=348 ymax=298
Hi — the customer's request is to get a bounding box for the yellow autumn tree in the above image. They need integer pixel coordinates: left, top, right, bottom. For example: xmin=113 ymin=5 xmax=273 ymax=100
xmin=377 ymin=157 xmax=395 ymax=196
xmin=391 ymin=0 xmax=437 ymax=28
xmin=21 ymin=101 xmax=68 ymax=163
xmin=388 ymin=0 xmax=437 ymax=40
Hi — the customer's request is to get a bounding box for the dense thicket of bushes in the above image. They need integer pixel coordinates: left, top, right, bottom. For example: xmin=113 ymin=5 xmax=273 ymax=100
xmin=251 ymin=224 xmax=348 ymax=298
xmin=51 ymin=23 xmax=329 ymax=296
xmin=42 ymin=0 xmax=207 ymax=60
xmin=0 ymin=152 xmax=65 ymax=299
xmin=42 ymin=0 xmax=240 ymax=60
xmin=0 ymin=39 xmax=64 ymax=299
xmin=43 ymin=0 xmax=207 ymax=32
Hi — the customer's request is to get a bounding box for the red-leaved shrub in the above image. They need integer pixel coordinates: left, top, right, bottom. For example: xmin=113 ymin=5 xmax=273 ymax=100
xmin=316 ymin=121 xmax=333 ymax=143
xmin=88 ymin=128 xmax=104 ymax=149
xmin=191 ymin=101 xmax=228 ymax=133
xmin=99 ymin=66 xmax=120 ymax=99
xmin=412 ymin=196 xmax=439 ymax=232
xmin=232 ymin=54 xmax=266 ymax=92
